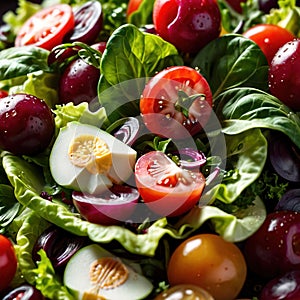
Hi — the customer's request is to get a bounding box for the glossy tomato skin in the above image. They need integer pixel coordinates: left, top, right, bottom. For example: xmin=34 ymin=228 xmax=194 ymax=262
xmin=153 ymin=0 xmax=221 ymax=53
xmin=127 ymin=0 xmax=143 ymax=18
xmin=244 ymin=211 xmax=300 ymax=280
xmin=15 ymin=4 xmax=75 ymax=50
xmin=140 ymin=66 xmax=213 ymax=140
xmin=167 ymin=234 xmax=247 ymax=300
xmin=269 ymin=39 xmax=300 ymax=111
xmin=135 ymin=151 xmax=206 ymax=217
xmin=243 ymin=24 xmax=295 ymax=65
xmin=0 ymin=235 xmax=17 ymax=292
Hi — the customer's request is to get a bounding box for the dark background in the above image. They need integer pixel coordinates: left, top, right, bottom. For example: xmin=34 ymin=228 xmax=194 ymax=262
xmin=0 ymin=0 xmax=42 ymax=25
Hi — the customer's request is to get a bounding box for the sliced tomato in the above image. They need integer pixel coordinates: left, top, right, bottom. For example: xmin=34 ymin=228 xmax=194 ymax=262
xmin=0 ymin=90 xmax=8 ymax=99
xmin=243 ymin=24 xmax=295 ymax=65
xmin=140 ymin=66 xmax=213 ymax=140
xmin=15 ymin=4 xmax=75 ymax=50
xmin=135 ymin=151 xmax=206 ymax=217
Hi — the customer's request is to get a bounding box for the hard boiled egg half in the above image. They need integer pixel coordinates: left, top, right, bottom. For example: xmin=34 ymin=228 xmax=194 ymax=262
xmin=49 ymin=122 xmax=137 ymax=194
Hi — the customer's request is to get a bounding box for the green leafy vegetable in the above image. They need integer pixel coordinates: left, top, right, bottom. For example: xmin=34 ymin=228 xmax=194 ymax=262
xmin=98 ymin=24 xmax=183 ymax=122
xmin=191 ymin=34 xmax=269 ymax=98
xmin=128 ymin=0 xmax=155 ymax=27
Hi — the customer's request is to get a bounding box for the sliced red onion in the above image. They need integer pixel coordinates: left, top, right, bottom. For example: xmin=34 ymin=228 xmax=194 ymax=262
xmin=72 ymin=184 xmax=139 ymax=225
xmin=106 ymin=117 xmax=140 ymax=146
xmin=175 ymin=148 xmax=207 ymax=169
xmin=275 ymin=189 xmax=300 ymax=212
xmin=32 ymin=226 xmax=87 ymax=269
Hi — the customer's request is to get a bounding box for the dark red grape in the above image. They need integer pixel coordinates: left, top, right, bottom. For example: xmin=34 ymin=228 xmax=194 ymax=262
xmin=63 ymin=0 xmax=103 ymax=45
xmin=59 ymin=56 xmax=100 ymax=105
xmin=260 ymin=271 xmax=300 ymax=300
xmin=32 ymin=226 xmax=87 ymax=269
xmin=269 ymin=39 xmax=300 ymax=111
xmin=243 ymin=210 xmax=300 ymax=279
xmin=275 ymin=189 xmax=300 ymax=212
xmin=268 ymin=131 xmax=300 ymax=183
xmin=2 ymin=284 xmax=45 ymax=300
xmin=0 ymin=93 xmax=55 ymax=155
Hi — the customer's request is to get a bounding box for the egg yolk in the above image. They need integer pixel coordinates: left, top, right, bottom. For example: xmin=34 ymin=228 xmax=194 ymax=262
xmin=68 ymin=135 xmax=112 ymax=175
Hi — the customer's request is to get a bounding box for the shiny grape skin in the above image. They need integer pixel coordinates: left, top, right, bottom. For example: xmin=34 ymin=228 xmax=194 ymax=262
xmin=243 ymin=211 xmax=300 ymax=280
xmin=269 ymin=39 xmax=300 ymax=111
xmin=59 ymin=57 xmax=100 ymax=105
xmin=63 ymin=0 xmax=103 ymax=45
xmin=0 ymin=93 xmax=55 ymax=155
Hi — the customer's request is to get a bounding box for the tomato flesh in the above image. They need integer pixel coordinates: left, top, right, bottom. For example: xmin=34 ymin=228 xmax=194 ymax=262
xmin=0 ymin=235 xmax=17 ymax=292
xmin=140 ymin=66 xmax=213 ymax=140
xmin=15 ymin=4 xmax=75 ymax=50
xmin=167 ymin=234 xmax=247 ymax=300
xmin=135 ymin=151 xmax=206 ymax=217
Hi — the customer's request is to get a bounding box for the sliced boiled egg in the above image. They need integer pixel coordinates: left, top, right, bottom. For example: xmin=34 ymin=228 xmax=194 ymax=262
xmin=63 ymin=244 xmax=153 ymax=300
xmin=49 ymin=122 xmax=137 ymax=194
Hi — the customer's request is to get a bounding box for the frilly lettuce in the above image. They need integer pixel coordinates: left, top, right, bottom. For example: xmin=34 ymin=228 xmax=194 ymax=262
xmin=3 ymin=152 xmax=267 ymax=258
xmin=266 ymin=0 xmax=300 ymax=37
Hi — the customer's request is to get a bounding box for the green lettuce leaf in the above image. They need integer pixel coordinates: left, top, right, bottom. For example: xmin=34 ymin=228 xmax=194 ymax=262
xmin=214 ymin=128 xmax=268 ymax=203
xmin=266 ymin=0 xmax=300 ymax=37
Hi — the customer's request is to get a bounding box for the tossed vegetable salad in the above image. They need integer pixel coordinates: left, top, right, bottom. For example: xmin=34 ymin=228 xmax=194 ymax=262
xmin=1 ymin=0 xmax=300 ymax=299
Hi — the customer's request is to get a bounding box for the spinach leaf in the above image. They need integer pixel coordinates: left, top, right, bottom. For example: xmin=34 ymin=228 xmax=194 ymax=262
xmin=191 ymin=34 xmax=269 ymax=98
xmin=98 ymin=24 xmax=183 ymax=122
xmin=128 ymin=0 xmax=155 ymax=27
xmin=0 ymin=184 xmax=21 ymax=232
xmin=215 ymin=87 xmax=300 ymax=149
xmin=0 ymin=46 xmax=52 ymax=81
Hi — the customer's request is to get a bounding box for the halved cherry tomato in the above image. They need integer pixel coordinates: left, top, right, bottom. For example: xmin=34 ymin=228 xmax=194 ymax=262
xmin=15 ymin=4 xmax=75 ymax=50
xmin=0 ymin=235 xmax=17 ymax=292
xmin=134 ymin=151 xmax=206 ymax=217
xmin=167 ymin=234 xmax=247 ymax=300
xmin=243 ymin=24 xmax=295 ymax=65
xmin=140 ymin=66 xmax=213 ymax=140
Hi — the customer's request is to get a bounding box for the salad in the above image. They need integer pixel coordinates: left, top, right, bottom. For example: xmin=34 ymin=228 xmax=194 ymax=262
xmin=1 ymin=0 xmax=300 ymax=299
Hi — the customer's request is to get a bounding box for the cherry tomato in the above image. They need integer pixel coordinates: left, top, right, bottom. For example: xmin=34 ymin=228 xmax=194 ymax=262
xmin=134 ymin=151 xmax=206 ymax=217
xmin=153 ymin=0 xmax=221 ymax=53
xmin=243 ymin=24 xmax=295 ymax=64
xmin=167 ymin=234 xmax=247 ymax=300
xmin=154 ymin=284 xmax=214 ymax=299
xmin=140 ymin=66 xmax=213 ymax=140
xmin=0 ymin=235 xmax=17 ymax=292
xmin=15 ymin=4 xmax=75 ymax=50
xmin=269 ymin=39 xmax=300 ymax=111
xmin=244 ymin=210 xmax=300 ymax=279
xmin=127 ymin=0 xmax=143 ymax=18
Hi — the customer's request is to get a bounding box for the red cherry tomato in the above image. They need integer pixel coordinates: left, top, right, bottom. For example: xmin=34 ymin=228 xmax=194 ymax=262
xmin=167 ymin=234 xmax=247 ymax=300
xmin=243 ymin=24 xmax=295 ymax=64
xmin=15 ymin=4 xmax=75 ymax=50
xmin=127 ymin=0 xmax=143 ymax=18
xmin=134 ymin=151 xmax=206 ymax=217
xmin=0 ymin=235 xmax=17 ymax=292
xmin=153 ymin=0 xmax=221 ymax=53
xmin=140 ymin=66 xmax=213 ymax=140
